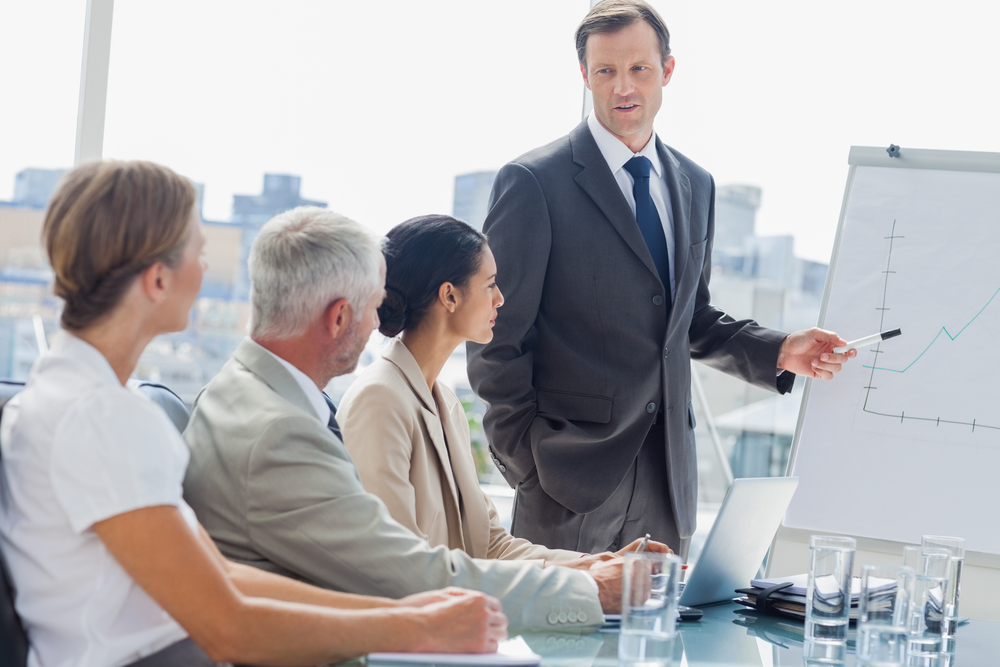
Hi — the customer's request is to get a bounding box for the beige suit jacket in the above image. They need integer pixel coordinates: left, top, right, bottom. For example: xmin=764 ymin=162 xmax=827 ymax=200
xmin=182 ymin=338 xmax=602 ymax=629
xmin=339 ymin=339 xmax=581 ymax=563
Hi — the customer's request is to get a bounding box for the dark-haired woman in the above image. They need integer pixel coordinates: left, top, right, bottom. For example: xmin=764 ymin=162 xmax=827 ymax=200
xmin=0 ymin=164 xmax=504 ymax=667
xmin=338 ymin=215 xmax=668 ymax=565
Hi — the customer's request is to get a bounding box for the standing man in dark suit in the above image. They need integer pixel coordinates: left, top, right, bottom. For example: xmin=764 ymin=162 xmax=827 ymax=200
xmin=467 ymin=0 xmax=854 ymax=558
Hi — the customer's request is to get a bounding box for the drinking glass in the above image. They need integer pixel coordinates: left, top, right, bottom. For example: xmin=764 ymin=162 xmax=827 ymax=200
xmin=921 ymin=536 xmax=964 ymax=637
xmin=903 ymin=546 xmax=950 ymax=665
xmin=804 ymin=639 xmax=847 ymax=665
xmin=618 ymin=552 xmax=682 ymax=666
xmin=805 ymin=535 xmax=856 ymax=644
xmin=856 ymin=564 xmax=913 ymax=666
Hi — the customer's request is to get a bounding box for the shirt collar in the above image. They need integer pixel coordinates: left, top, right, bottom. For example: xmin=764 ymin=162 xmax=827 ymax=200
xmin=247 ymin=338 xmax=330 ymax=424
xmin=587 ymin=111 xmax=662 ymax=179
xmin=49 ymin=330 xmax=123 ymax=387
xmin=382 ymin=337 xmax=437 ymax=414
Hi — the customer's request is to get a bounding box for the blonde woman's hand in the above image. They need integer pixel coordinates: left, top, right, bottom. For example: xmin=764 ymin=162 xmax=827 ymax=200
xmin=411 ymin=591 xmax=508 ymax=654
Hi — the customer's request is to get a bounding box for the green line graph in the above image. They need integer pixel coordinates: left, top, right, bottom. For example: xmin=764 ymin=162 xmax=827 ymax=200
xmin=863 ymin=283 xmax=1000 ymax=373
xmin=861 ymin=220 xmax=1000 ymax=432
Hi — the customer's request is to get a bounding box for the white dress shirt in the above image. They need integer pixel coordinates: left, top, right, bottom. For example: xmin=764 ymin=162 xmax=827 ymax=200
xmin=0 ymin=331 xmax=195 ymax=667
xmin=587 ymin=111 xmax=676 ymax=299
xmin=248 ymin=338 xmax=331 ymax=425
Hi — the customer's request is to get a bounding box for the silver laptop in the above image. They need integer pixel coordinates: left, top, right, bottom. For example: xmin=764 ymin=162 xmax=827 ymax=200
xmin=678 ymin=476 xmax=799 ymax=607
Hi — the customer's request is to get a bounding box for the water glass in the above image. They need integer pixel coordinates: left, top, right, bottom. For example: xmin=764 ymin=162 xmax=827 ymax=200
xmin=618 ymin=552 xmax=682 ymax=666
xmin=856 ymin=564 xmax=913 ymax=666
xmin=803 ymin=639 xmax=847 ymax=665
xmin=921 ymin=536 xmax=964 ymax=637
xmin=805 ymin=535 xmax=856 ymax=644
xmin=903 ymin=546 xmax=950 ymax=665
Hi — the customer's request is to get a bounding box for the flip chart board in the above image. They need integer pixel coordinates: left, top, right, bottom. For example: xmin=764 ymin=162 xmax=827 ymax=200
xmin=785 ymin=146 xmax=1000 ymax=556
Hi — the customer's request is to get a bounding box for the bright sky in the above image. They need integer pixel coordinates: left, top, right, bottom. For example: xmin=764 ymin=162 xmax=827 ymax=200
xmin=2 ymin=0 xmax=999 ymax=262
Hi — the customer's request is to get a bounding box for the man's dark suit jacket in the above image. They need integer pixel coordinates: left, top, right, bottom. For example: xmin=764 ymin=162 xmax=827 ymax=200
xmin=467 ymin=120 xmax=794 ymax=542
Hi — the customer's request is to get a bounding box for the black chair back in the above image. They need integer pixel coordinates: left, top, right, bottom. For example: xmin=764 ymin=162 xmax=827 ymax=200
xmin=0 ymin=380 xmax=21 ymax=412
xmin=0 ymin=379 xmax=30 ymax=667
xmin=132 ymin=381 xmax=191 ymax=433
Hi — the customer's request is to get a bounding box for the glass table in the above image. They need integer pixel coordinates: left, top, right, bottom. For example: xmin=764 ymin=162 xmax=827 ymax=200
xmin=507 ymin=602 xmax=998 ymax=667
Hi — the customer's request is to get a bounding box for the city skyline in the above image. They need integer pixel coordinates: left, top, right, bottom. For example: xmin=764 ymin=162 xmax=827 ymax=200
xmin=0 ymin=154 xmax=828 ymax=499
xmin=3 ymin=1 xmax=1000 ymax=264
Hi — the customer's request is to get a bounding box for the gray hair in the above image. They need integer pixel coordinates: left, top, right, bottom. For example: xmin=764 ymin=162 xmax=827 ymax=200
xmin=249 ymin=206 xmax=383 ymax=339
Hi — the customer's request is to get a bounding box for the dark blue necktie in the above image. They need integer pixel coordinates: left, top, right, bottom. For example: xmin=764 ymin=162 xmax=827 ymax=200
xmin=322 ymin=393 xmax=342 ymax=441
xmin=624 ymin=156 xmax=671 ymax=305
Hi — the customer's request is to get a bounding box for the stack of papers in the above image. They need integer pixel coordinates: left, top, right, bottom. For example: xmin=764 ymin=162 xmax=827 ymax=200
xmin=368 ymin=636 xmax=542 ymax=666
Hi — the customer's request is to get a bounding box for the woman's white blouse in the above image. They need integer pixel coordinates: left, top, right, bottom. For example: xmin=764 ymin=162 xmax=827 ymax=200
xmin=0 ymin=331 xmax=197 ymax=667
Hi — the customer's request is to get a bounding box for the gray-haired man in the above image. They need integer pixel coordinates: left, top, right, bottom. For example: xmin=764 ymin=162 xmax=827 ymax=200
xmin=182 ymin=206 xmax=622 ymax=629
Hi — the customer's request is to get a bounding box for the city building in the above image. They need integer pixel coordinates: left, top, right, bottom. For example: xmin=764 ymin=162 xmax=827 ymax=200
xmin=714 ymin=184 xmax=761 ymax=253
xmin=10 ymin=168 xmax=67 ymax=210
xmin=452 ymin=170 xmax=497 ymax=231
xmin=0 ymin=204 xmax=54 ymax=379
xmin=693 ymin=184 xmax=828 ymax=500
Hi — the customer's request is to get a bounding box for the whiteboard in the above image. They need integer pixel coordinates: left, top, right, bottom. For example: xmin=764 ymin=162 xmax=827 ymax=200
xmin=785 ymin=146 xmax=1000 ymax=556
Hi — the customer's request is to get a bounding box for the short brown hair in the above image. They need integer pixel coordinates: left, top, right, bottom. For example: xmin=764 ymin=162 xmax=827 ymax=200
xmin=43 ymin=160 xmax=195 ymax=330
xmin=575 ymin=0 xmax=672 ymax=68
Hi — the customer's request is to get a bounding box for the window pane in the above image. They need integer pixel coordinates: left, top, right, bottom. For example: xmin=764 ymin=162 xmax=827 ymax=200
xmin=0 ymin=0 xmax=84 ymax=379
xmin=99 ymin=0 xmax=585 ymax=403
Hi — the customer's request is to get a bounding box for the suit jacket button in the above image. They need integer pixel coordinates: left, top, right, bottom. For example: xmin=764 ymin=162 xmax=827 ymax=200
xmin=646 ymin=402 xmax=657 ymax=413
xmin=578 ymin=611 xmax=588 ymax=623
xmin=663 ymin=347 xmax=669 ymax=359
xmin=558 ymin=611 xmax=568 ymax=623
xmin=652 ymin=295 xmax=664 ymax=306
xmin=568 ymin=611 xmax=578 ymax=623
xmin=548 ymin=612 xmax=559 ymax=624
xmin=499 ymin=464 xmax=507 ymax=473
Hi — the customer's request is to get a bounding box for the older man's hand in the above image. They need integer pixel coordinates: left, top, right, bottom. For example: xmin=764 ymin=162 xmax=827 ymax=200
xmin=589 ymin=559 xmax=626 ymax=613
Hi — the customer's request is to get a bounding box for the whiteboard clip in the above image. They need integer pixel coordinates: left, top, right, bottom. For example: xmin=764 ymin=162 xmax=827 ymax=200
xmin=886 ymin=144 xmax=901 ymax=158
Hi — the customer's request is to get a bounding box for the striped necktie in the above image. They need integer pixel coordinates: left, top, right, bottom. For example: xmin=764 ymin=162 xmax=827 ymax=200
xmin=322 ymin=393 xmax=342 ymax=441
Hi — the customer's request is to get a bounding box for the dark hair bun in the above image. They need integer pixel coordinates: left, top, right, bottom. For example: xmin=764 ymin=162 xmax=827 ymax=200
xmin=378 ymin=286 xmax=407 ymax=337
xmin=380 ymin=215 xmax=487 ymax=335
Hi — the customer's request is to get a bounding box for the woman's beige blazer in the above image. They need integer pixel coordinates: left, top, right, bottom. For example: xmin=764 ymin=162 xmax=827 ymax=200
xmin=338 ymin=339 xmax=581 ymax=563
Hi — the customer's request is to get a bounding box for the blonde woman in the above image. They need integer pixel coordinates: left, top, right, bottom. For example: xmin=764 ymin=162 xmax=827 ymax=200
xmin=338 ymin=215 xmax=667 ymax=565
xmin=0 ymin=163 xmax=504 ymax=667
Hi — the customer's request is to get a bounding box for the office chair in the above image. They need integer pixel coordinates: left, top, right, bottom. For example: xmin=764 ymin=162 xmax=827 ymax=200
xmin=131 ymin=381 xmax=192 ymax=433
xmin=0 ymin=379 xmax=30 ymax=667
